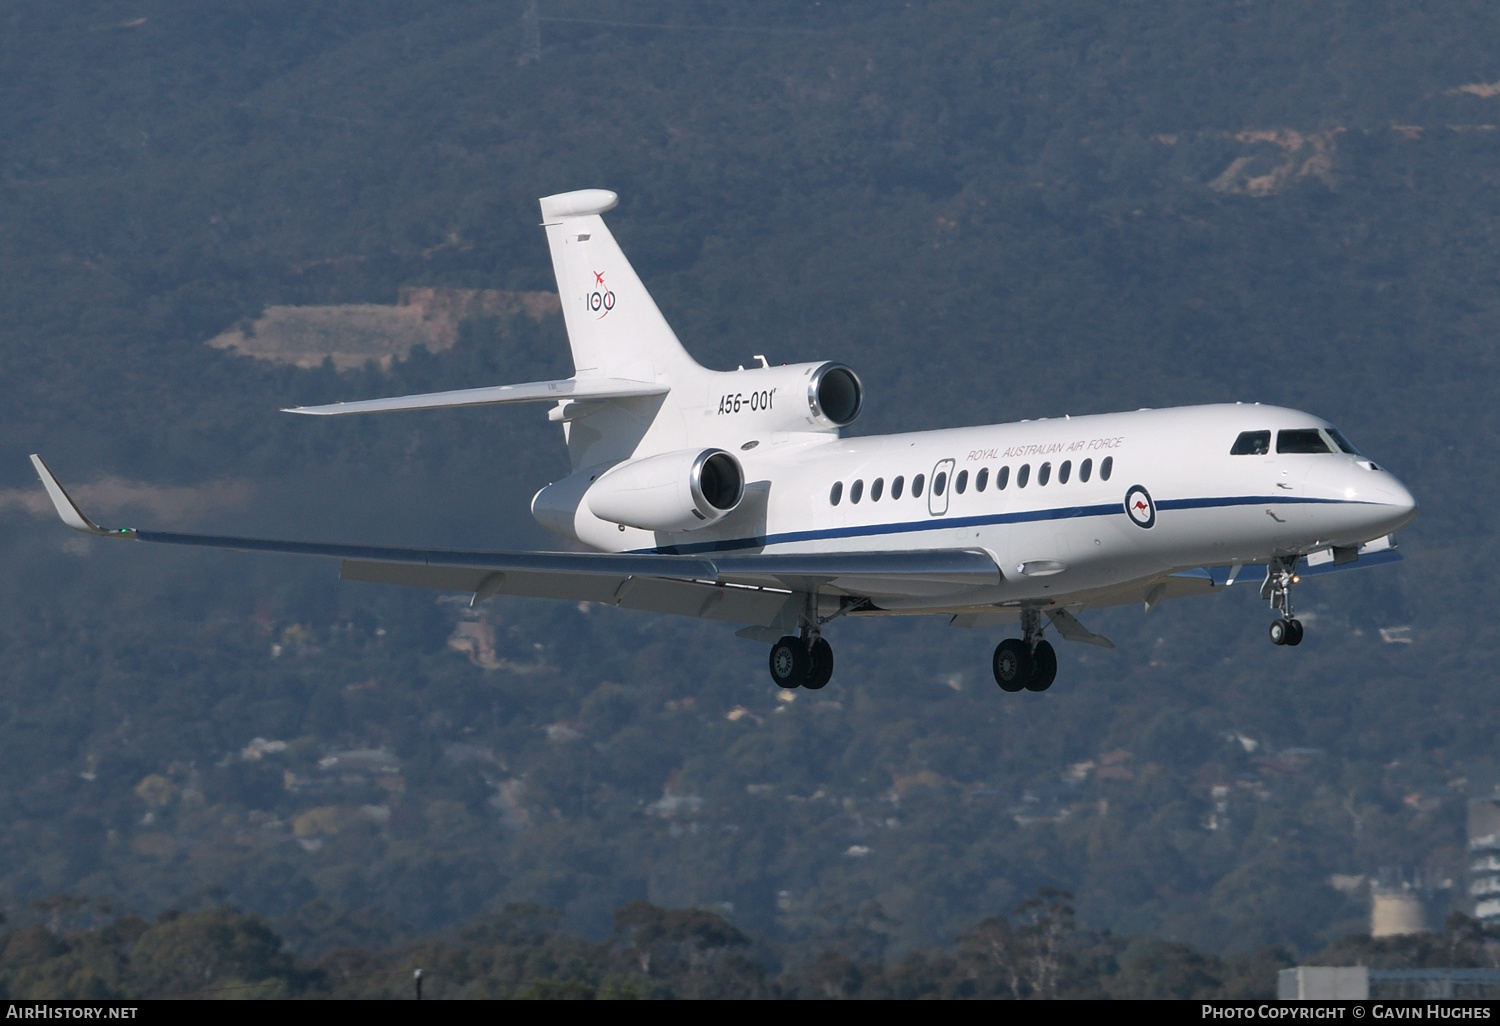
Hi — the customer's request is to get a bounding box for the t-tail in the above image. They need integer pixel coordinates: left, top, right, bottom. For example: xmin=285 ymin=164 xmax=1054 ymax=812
xmin=283 ymin=188 xmax=864 ymax=545
xmin=539 ymin=190 xmax=701 ymax=385
xmin=533 ymin=190 xmax=861 ymax=474
xmin=281 ymin=189 xmax=712 ymax=468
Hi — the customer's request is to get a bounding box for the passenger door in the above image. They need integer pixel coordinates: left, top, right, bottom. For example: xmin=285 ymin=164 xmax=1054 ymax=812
xmin=928 ymin=458 xmax=955 ymax=516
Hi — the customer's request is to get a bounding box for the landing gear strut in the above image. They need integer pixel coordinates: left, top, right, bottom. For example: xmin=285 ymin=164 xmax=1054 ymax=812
xmin=993 ymin=609 xmax=1057 ymax=693
xmin=767 ymin=595 xmax=837 ymax=689
xmin=1262 ymin=557 xmax=1305 ymax=647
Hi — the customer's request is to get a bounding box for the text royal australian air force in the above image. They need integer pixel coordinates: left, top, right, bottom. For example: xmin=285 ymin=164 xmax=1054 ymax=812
xmin=967 ymin=434 xmax=1127 ymax=462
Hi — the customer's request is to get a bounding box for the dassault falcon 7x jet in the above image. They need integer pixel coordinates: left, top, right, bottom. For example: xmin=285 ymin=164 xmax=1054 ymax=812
xmin=31 ymin=189 xmax=1417 ymax=694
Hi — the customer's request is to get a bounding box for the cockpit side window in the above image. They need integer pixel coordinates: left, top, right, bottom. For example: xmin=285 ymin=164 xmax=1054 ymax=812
xmin=1230 ymin=430 xmax=1271 ymax=455
xmin=1325 ymin=428 xmax=1361 ymax=455
xmin=1277 ymin=429 xmax=1333 ymax=454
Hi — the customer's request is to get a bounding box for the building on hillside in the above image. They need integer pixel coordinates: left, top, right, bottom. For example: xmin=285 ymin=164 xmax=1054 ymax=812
xmin=1280 ymin=967 xmax=1500 ymax=1001
xmin=1370 ymin=890 xmax=1428 ymax=937
xmin=1469 ymin=795 xmax=1500 ymax=921
xmin=1367 ymin=865 xmax=1452 ymax=937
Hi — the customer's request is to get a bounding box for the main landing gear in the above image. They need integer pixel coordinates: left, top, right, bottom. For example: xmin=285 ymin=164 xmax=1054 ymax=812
xmin=768 ymin=594 xmax=836 ymax=690
xmin=768 ymin=633 xmax=840 ymax=690
xmin=769 ymin=635 xmax=834 ymax=690
xmin=1263 ymin=556 xmax=1305 ymax=647
xmin=992 ymin=609 xmax=1057 ymax=693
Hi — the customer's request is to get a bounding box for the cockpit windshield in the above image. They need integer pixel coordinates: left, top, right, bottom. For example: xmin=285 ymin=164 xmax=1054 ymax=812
xmin=1230 ymin=430 xmax=1270 ymax=455
xmin=1234 ymin=427 xmax=1361 ymax=456
xmin=1325 ymin=427 xmax=1361 ymax=455
xmin=1276 ymin=429 xmax=1333 ymax=454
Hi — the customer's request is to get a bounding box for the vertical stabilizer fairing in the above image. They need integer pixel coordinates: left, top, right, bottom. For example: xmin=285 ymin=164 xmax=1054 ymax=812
xmin=539 ymin=190 xmax=702 ymax=384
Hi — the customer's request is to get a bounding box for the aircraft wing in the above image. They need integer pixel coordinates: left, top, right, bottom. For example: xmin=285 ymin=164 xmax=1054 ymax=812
xmin=281 ymin=376 xmax=667 ymax=416
xmin=29 ymin=455 xmax=1001 ymax=628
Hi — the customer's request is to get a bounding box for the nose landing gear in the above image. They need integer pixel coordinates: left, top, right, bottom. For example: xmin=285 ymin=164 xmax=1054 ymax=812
xmin=1263 ymin=557 xmax=1305 ymax=646
xmin=992 ymin=609 xmax=1058 ymax=693
xmin=1268 ymin=618 xmax=1304 ymax=646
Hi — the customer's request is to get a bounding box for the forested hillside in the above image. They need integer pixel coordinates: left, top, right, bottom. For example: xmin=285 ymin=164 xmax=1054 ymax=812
xmin=1 ymin=0 xmax=1498 ymax=974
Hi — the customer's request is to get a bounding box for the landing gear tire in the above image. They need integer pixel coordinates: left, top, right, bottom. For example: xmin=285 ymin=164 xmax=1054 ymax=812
xmin=1269 ymin=619 xmax=1292 ymax=646
xmin=770 ymin=636 xmax=809 ymax=688
xmin=1026 ymin=640 xmax=1057 ymax=692
xmin=1284 ymin=619 xmax=1304 ymax=646
xmin=993 ymin=639 xmax=1033 ymax=693
xmin=804 ymin=638 xmax=834 ymax=690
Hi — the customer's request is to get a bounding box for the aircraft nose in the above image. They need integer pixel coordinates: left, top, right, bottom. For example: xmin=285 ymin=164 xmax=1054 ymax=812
xmin=1372 ymin=474 xmax=1418 ymax=532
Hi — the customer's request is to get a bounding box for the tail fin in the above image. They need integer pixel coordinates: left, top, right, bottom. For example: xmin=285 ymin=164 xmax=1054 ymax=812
xmin=539 ymin=190 xmax=701 ymax=383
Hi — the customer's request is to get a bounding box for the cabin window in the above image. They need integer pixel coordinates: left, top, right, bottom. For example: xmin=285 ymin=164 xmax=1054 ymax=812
xmin=892 ymin=476 xmax=905 ymax=500
xmin=997 ymin=465 xmax=1010 ymax=490
xmin=1059 ymin=460 xmax=1071 ymax=484
xmin=1017 ymin=464 xmax=1031 ymax=488
xmin=829 ymin=482 xmax=843 ymax=506
xmin=871 ymin=477 xmax=884 ymax=501
xmin=1230 ymin=430 xmax=1271 ymax=455
xmin=850 ymin=479 xmax=864 ymax=504
xmin=1080 ymin=458 xmax=1092 ymax=482
xmin=912 ymin=473 xmax=925 ymax=497
xmin=1277 ymin=429 xmax=1332 ymax=454
xmin=1100 ymin=456 xmax=1113 ymax=481
xmin=955 ymin=469 xmax=968 ymax=494
xmin=933 ymin=471 xmax=947 ymax=496
xmin=1038 ymin=462 xmax=1051 ymax=486
xmin=976 ymin=467 xmax=989 ymax=492
xmin=1326 ymin=428 xmax=1361 ymax=455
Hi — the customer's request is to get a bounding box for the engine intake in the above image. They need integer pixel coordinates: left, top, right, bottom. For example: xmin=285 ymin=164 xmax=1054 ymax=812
xmin=587 ymin=448 xmax=745 ymax=533
xmin=808 ymin=362 xmax=863 ymax=428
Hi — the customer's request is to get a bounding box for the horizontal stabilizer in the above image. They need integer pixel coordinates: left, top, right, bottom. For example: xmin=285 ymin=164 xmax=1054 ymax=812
xmin=282 ymin=376 xmax=667 ymax=416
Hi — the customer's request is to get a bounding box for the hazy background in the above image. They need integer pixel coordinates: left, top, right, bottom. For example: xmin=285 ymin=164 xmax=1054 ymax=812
xmin=0 ymin=0 xmax=1495 ymax=965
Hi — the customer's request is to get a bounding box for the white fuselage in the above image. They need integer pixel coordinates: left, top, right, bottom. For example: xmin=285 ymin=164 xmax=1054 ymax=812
xmin=540 ymin=402 xmax=1416 ymax=616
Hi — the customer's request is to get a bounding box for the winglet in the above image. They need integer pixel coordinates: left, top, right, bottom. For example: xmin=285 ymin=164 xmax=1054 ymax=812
xmin=28 ymin=455 xmax=126 ymax=537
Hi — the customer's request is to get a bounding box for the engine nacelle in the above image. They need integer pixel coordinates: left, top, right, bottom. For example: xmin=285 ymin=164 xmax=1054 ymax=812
xmin=707 ymin=361 xmax=864 ymax=432
xmin=586 ymin=448 xmax=745 ymax=532
xmin=804 ymin=361 xmax=864 ymax=429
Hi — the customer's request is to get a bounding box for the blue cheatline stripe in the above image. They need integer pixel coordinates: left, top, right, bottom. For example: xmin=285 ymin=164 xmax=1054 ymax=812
xmin=1156 ymin=495 xmax=1353 ymax=512
xmin=642 ymin=494 xmax=1382 ymax=556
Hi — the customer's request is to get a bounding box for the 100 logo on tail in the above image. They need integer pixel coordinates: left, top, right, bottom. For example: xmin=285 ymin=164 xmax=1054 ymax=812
xmin=589 ymin=270 xmax=614 ymax=319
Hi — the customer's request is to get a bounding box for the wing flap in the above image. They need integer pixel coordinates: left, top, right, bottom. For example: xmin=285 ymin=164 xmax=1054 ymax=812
xmin=713 ymin=549 xmax=1002 ymax=596
xmin=128 ymin=530 xmax=718 ymax=581
xmin=341 ymin=560 xmax=793 ymax=626
xmin=282 ymin=376 xmax=667 ymax=416
xmin=340 ymin=561 xmax=494 ymax=593
xmin=612 ymin=578 xmax=792 ymax=625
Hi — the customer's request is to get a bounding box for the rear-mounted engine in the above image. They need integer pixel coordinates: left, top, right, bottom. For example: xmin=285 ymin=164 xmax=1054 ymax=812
xmin=704 ymin=361 xmax=863 ymax=432
xmin=585 ymin=448 xmax=745 ymax=533
xmin=806 ymin=362 xmax=863 ymax=428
